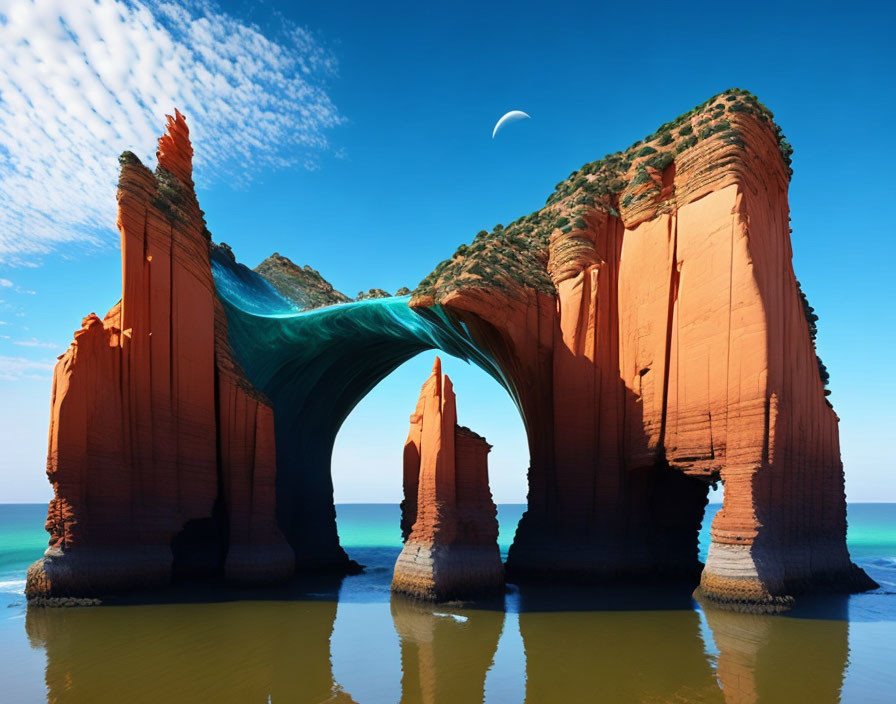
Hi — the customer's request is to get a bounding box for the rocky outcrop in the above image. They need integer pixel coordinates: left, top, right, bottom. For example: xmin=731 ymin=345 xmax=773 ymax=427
xmin=412 ymin=89 xmax=875 ymax=610
xmin=355 ymin=288 xmax=391 ymax=301
xmin=392 ymin=358 xmax=504 ymax=601
xmin=254 ymin=253 xmax=351 ymax=310
xmin=26 ymin=111 xmax=292 ymax=600
xmin=27 ymin=91 xmax=874 ymax=611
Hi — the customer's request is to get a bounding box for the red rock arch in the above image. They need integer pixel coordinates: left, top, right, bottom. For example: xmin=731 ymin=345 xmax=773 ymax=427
xmin=26 ymin=102 xmax=876 ymax=613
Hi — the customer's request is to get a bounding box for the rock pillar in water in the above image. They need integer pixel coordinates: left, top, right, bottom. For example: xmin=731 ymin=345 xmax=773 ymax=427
xmin=392 ymin=358 xmax=504 ymax=601
xmin=25 ymin=111 xmax=293 ymax=601
xmin=413 ymin=94 xmax=877 ymax=611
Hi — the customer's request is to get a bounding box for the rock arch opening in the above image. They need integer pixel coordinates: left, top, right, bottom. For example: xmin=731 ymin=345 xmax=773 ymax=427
xmin=210 ymin=246 xmax=534 ymax=574
xmin=329 ymin=351 xmax=528 ymax=567
xmin=27 ymin=102 xmax=876 ymax=612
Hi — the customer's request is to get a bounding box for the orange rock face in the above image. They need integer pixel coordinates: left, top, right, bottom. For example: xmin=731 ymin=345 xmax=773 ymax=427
xmin=25 ymin=112 xmax=292 ymax=600
xmin=416 ymin=104 xmax=876 ymax=610
xmin=26 ymin=93 xmax=875 ymax=612
xmin=392 ymin=358 xmax=504 ymax=601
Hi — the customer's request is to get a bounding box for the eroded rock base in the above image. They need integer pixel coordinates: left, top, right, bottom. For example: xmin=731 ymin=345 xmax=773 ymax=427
xmin=393 ymin=541 xmax=505 ymax=602
xmin=25 ymin=547 xmax=171 ymax=601
xmin=697 ymin=542 xmax=878 ymax=613
xmin=391 ymin=359 xmax=504 ymax=601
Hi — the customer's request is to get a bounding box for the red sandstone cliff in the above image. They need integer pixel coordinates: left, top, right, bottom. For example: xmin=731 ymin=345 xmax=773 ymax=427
xmin=392 ymin=358 xmax=504 ymax=601
xmin=26 ymin=112 xmax=292 ymax=600
xmin=413 ymin=90 xmax=875 ymax=610
xmin=25 ymin=91 xmax=874 ymax=612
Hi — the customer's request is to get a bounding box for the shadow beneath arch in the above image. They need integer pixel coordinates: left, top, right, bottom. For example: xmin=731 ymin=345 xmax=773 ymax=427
xmin=510 ymin=579 xmax=702 ymax=613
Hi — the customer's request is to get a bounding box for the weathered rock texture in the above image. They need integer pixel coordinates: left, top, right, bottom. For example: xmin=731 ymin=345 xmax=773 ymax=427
xmin=254 ymin=253 xmax=351 ymax=310
xmin=25 ymin=111 xmax=292 ymax=600
xmin=392 ymin=358 xmax=504 ymax=601
xmin=412 ymin=89 xmax=876 ymax=610
xmin=27 ymin=91 xmax=874 ymax=612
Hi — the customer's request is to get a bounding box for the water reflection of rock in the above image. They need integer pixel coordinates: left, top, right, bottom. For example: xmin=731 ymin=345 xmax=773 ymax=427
xmin=390 ymin=595 xmax=504 ymax=703
xmin=21 ymin=585 xmax=853 ymax=703
xmin=702 ymin=602 xmax=849 ymax=704
xmin=26 ymin=598 xmax=356 ymax=703
xmin=520 ymin=605 xmax=724 ymax=703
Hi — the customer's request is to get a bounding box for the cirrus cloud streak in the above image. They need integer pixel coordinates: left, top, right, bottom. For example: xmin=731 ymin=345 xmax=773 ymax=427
xmin=0 ymin=0 xmax=343 ymax=264
xmin=0 ymin=354 xmax=55 ymax=381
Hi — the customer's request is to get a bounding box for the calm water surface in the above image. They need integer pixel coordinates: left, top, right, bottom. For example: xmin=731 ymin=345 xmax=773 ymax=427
xmin=1 ymin=503 xmax=894 ymax=703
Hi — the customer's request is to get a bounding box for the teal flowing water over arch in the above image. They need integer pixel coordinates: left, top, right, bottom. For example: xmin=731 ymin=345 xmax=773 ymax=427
xmin=210 ymin=249 xmax=521 ymax=567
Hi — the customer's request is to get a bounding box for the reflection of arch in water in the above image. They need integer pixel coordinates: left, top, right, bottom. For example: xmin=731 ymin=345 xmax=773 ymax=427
xmin=515 ymin=582 xmax=850 ymax=704
xmin=25 ymin=596 xmax=357 ymax=703
xmin=701 ymin=601 xmax=849 ymax=704
xmin=518 ymin=599 xmax=724 ymax=703
xmin=389 ymin=595 xmax=504 ymax=704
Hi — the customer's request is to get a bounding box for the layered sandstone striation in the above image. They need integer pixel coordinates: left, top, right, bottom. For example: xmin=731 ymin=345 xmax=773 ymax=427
xmin=27 ymin=90 xmax=874 ymax=611
xmin=393 ymin=358 xmax=504 ymax=601
xmin=26 ymin=111 xmax=292 ymax=600
xmin=412 ymin=89 xmax=875 ymax=609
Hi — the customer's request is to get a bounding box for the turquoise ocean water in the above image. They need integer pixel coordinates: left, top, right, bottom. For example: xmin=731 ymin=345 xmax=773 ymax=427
xmin=1 ymin=503 xmax=895 ymax=703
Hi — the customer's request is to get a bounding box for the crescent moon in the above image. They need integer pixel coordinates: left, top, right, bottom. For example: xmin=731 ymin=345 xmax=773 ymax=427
xmin=492 ymin=110 xmax=531 ymax=139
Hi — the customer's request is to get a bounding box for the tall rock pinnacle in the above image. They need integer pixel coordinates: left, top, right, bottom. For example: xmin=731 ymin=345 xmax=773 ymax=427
xmin=392 ymin=357 xmax=504 ymax=601
xmin=26 ymin=111 xmax=293 ymax=602
xmin=156 ymin=108 xmax=194 ymax=184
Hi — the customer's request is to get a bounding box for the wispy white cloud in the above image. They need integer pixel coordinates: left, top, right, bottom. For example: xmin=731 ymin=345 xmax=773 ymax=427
xmin=0 ymin=278 xmax=34 ymax=294
xmin=0 ymin=0 xmax=344 ymax=264
xmin=13 ymin=337 xmax=58 ymax=349
xmin=0 ymin=355 xmax=55 ymax=381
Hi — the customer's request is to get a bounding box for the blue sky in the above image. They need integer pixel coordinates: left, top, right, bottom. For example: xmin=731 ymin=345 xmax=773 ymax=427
xmin=0 ymin=0 xmax=894 ymax=503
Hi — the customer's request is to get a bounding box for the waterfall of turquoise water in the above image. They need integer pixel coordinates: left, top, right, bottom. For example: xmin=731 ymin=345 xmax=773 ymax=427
xmin=210 ymin=248 xmax=514 ymax=566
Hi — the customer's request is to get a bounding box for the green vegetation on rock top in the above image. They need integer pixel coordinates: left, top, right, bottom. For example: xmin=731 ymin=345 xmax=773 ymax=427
xmin=414 ymin=88 xmax=793 ymax=302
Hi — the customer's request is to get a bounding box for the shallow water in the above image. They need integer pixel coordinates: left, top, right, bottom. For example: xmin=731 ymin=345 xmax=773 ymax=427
xmin=1 ymin=503 xmax=894 ymax=703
